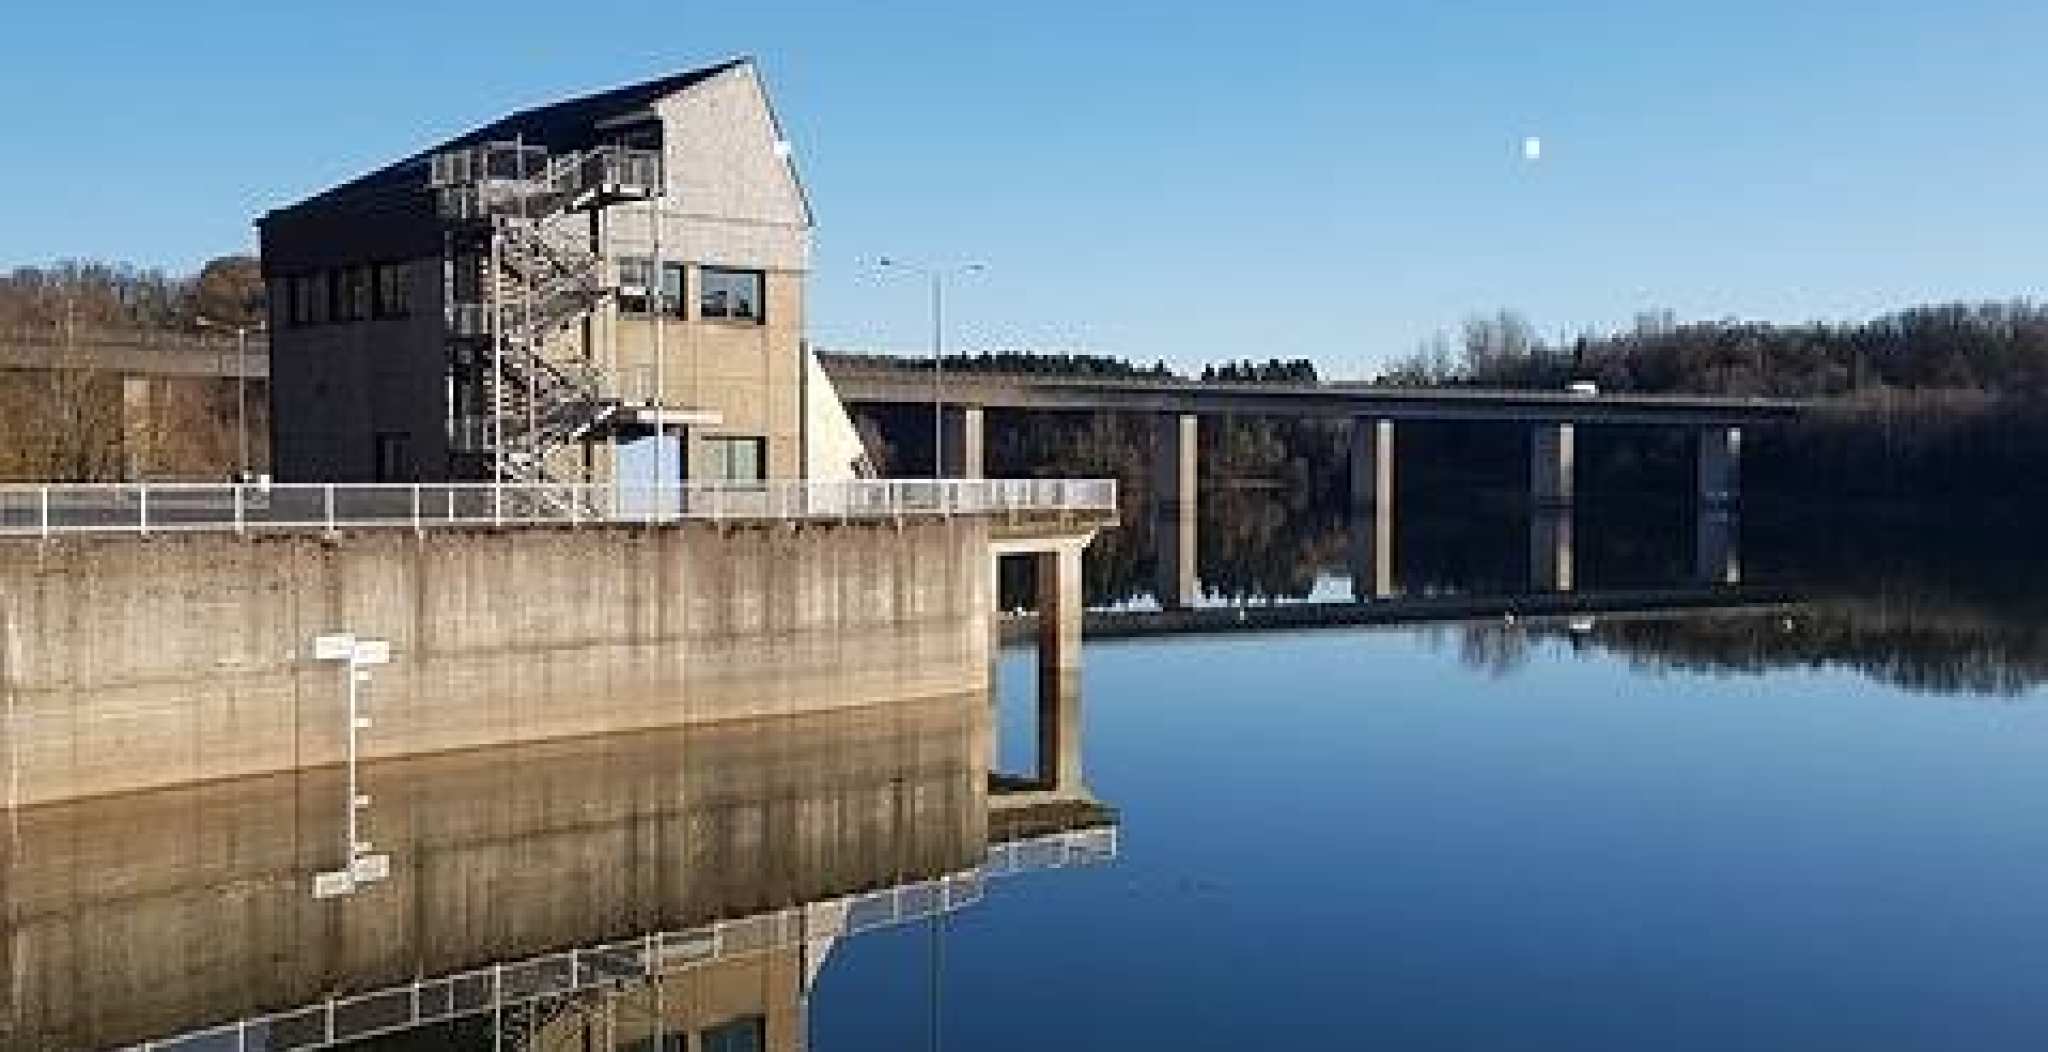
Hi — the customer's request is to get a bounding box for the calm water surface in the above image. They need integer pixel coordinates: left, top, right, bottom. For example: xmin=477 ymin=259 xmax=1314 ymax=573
xmin=823 ymin=506 xmax=2048 ymax=1050
xmin=820 ymin=629 xmax=2048 ymax=1049
xmin=12 ymin=502 xmax=2048 ymax=1050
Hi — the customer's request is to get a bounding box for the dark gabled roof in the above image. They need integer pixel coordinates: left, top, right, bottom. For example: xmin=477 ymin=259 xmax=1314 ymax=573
xmin=267 ymin=57 xmax=749 ymax=219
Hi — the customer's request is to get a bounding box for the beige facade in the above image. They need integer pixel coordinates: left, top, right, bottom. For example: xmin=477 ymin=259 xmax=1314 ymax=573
xmin=259 ymin=58 xmax=846 ymax=485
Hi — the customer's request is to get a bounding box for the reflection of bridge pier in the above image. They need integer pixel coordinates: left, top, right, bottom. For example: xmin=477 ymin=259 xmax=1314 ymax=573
xmin=1530 ymin=508 xmax=1574 ymax=592
xmin=1696 ymin=510 xmax=1741 ymax=585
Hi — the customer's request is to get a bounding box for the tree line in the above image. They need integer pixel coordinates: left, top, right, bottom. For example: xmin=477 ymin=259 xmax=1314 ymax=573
xmin=0 ymin=257 xmax=265 ymax=333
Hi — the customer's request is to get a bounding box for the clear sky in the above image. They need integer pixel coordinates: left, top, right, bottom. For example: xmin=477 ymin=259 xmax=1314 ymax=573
xmin=3 ymin=0 xmax=2044 ymax=375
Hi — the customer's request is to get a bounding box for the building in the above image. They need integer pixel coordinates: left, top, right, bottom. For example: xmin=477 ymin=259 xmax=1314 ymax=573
xmin=258 ymin=57 xmax=867 ymax=487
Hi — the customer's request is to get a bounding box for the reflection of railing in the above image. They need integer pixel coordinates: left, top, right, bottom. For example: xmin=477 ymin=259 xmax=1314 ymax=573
xmin=124 ymin=827 xmax=1117 ymax=1052
xmin=0 ymin=479 xmax=1119 ymax=538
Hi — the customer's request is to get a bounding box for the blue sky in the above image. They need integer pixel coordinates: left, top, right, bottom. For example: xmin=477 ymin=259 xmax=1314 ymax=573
xmin=2 ymin=0 xmax=2044 ymax=375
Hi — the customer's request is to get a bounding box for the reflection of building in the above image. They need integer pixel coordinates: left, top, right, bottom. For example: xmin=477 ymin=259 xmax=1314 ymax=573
xmin=257 ymin=58 xmax=868 ymax=486
xmin=2 ymin=684 xmax=1113 ymax=1051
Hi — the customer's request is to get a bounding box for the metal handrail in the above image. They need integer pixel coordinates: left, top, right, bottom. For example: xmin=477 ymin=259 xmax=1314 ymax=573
xmin=0 ymin=479 xmax=1118 ymax=539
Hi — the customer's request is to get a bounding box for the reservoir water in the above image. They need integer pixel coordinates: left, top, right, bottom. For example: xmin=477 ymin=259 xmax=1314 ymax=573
xmin=8 ymin=500 xmax=2047 ymax=1050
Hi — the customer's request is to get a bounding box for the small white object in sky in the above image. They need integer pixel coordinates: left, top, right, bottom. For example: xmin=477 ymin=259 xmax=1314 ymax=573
xmin=1522 ymin=136 xmax=1543 ymax=162
xmin=773 ymin=139 xmax=793 ymax=158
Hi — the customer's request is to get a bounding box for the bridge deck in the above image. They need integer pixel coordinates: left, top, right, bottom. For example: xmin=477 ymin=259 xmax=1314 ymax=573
xmin=824 ymin=359 xmax=1808 ymax=425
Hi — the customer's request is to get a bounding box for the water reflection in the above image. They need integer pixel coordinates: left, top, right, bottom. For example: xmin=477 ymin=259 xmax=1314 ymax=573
xmin=2 ymin=683 xmax=1115 ymax=1051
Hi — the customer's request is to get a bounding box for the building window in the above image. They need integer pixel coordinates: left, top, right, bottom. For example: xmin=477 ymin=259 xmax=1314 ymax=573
xmin=707 ymin=436 xmax=765 ymax=483
xmin=374 ymin=433 xmax=413 ymax=482
xmin=660 ymin=262 xmax=686 ymax=318
xmin=287 ymin=275 xmax=311 ymax=327
xmin=373 ymin=263 xmax=411 ymax=319
xmin=333 ymin=266 xmax=371 ymax=322
xmin=699 ymin=1016 xmax=764 ymax=1052
xmin=302 ymin=271 xmax=330 ymax=325
xmin=617 ymin=256 xmax=654 ymax=314
xmin=700 ymin=267 xmax=764 ymax=323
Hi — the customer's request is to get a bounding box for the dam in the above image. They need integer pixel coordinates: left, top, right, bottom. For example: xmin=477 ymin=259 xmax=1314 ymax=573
xmin=0 ymin=479 xmax=1114 ymax=808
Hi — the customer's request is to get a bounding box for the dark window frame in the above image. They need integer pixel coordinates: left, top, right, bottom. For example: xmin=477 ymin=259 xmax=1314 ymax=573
xmin=699 ymin=266 xmax=765 ymax=324
xmin=373 ymin=262 xmax=412 ymax=319
xmin=706 ymin=435 xmax=767 ymax=484
xmin=617 ymin=256 xmax=655 ymax=314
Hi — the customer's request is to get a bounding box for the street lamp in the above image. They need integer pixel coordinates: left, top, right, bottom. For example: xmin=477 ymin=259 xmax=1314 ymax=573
xmin=195 ymin=315 xmax=266 ymax=482
xmin=873 ymin=258 xmax=986 ymax=478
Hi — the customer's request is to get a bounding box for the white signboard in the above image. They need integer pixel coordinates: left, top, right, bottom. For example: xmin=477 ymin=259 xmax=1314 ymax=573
xmin=312 ymin=633 xmax=357 ymax=661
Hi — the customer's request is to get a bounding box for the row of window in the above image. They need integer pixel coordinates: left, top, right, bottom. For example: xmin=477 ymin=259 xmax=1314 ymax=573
xmin=617 ymin=260 xmax=765 ymax=324
xmin=279 ymin=264 xmax=412 ymax=327
xmin=279 ymin=259 xmax=763 ymax=329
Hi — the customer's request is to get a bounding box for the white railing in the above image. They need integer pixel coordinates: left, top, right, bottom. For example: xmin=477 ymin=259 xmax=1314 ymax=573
xmin=123 ymin=826 xmax=1116 ymax=1052
xmin=0 ymin=479 xmax=1118 ymax=539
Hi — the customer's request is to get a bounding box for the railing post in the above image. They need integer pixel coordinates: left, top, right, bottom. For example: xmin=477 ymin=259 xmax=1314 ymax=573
xmin=411 ymin=483 xmax=422 ymax=534
xmin=493 ymin=483 xmax=503 ymax=526
xmin=38 ymin=485 xmax=48 ymax=539
xmin=234 ymin=484 xmax=245 ymax=535
xmin=138 ymin=484 xmax=149 ymax=536
xmin=324 ymin=483 xmax=335 ymax=534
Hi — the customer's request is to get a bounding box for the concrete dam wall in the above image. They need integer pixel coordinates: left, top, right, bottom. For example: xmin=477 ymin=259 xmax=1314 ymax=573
xmin=0 ymin=519 xmax=993 ymax=808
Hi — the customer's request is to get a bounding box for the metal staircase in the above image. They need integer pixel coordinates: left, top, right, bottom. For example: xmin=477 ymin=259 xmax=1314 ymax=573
xmin=429 ymin=142 xmax=662 ymax=485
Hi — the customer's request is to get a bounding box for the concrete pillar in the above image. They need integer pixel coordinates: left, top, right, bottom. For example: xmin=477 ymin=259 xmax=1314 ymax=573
xmin=940 ymin=405 xmax=985 ymax=479
xmin=1036 ymin=668 xmax=1084 ymax=793
xmin=1349 ymin=417 xmax=1394 ymax=600
xmin=1697 ymin=425 xmax=1741 ymax=509
xmin=1695 ymin=510 xmax=1741 ymax=585
xmin=1035 ymin=544 xmax=1083 ymax=679
xmin=1152 ymin=413 xmax=1198 ymax=609
xmin=1530 ymin=509 xmax=1574 ymax=593
xmin=1531 ymin=421 xmax=1575 ymax=508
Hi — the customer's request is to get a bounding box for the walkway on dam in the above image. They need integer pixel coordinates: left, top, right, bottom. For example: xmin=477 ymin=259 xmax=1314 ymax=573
xmin=0 ymin=478 xmax=1117 ymax=538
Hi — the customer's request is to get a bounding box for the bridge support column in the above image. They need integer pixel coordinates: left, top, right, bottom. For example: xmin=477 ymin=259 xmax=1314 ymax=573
xmin=940 ymin=406 xmax=985 ymax=479
xmin=1037 ymin=667 xmax=1084 ymax=793
xmin=1531 ymin=422 xmax=1575 ymax=508
xmin=1153 ymin=413 xmax=1198 ymax=610
xmin=1036 ymin=545 xmax=1084 ymax=768
xmin=1697 ymin=426 xmax=1741 ymax=509
xmin=1695 ymin=510 xmax=1741 ymax=585
xmin=1531 ymin=509 xmax=1574 ymax=593
xmin=1349 ymin=417 xmax=1394 ymax=600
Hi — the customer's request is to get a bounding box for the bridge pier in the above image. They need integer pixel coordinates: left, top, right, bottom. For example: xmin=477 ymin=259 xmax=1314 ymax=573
xmin=1531 ymin=422 xmax=1575 ymax=508
xmin=1035 ymin=543 xmax=1083 ymax=716
xmin=1349 ymin=417 xmax=1394 ymax=600
xmin=1033 ymin=544 xmax=1086 ymax=792
xmin=1697 ymin=425 xmax=1741 ymax=508
xmin=941 ymin=406 xmax=985 ymax=479
xmin=1153 ymin=413 xmax=1198 ymax=610
xmin=1530 ymin=509 xmax=1574 ymax=592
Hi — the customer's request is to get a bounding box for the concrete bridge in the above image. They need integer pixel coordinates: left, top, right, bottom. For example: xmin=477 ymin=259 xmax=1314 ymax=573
xmin=0 ymin=327 xmax=269 ymax=380
xmin=823 ymin=357 xmax=1803 ymax=606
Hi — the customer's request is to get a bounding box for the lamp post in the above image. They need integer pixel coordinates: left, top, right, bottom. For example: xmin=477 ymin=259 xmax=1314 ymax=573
xmin=874 ymin=259 xmax=986 ymax=478
xmin=196 ymin=315 xmax=265 ymax=481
